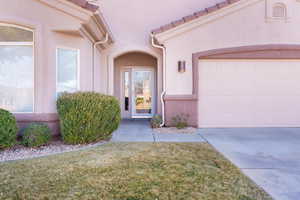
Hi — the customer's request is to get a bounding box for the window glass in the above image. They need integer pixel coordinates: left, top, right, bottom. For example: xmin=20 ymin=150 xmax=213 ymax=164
xmin=273 ymin=4 xmax=286 ymax=18
xmin=0 ymin=25 xmax=34 ymax=112
xmin=0 ymin=26 xmax=33 ymax=42
xmin=124 ymin=71 xmax=129 ymax=111
xmin=133 ymin=71 xmax=152 ymax=114
xmin=57 ymin=48 xmax=79 ymax=96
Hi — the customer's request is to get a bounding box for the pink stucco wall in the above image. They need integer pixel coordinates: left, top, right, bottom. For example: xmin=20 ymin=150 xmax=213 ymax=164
xmin=157 ymin=0 xmax=300 ymax=95
xmin=0 ymin=0 xmax=102 ymax=134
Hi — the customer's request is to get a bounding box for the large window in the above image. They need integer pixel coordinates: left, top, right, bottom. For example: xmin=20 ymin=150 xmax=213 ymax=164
xmin=0 ymin=24 xmax=34 ymax=113
xmin=56 ymin=48 xmax=79 ymax=97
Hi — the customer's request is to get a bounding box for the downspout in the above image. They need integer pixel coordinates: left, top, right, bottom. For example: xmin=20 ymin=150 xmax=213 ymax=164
xmin=151 ymin=34 xmax=166 ymax=127
xmin=92 ymin=33 xmax=109 ymax=91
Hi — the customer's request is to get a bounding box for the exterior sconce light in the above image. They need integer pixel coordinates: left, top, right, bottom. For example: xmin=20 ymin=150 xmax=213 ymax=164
xmin=178 ymin=60 xmax=186 ymax=73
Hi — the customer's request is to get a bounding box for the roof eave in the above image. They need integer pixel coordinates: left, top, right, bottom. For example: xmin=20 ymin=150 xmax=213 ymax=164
xmin=66 ymin=0 xmax=99 ymax=12
xmin=152 ymin=0 xmax=259 ymax=43
xmin=36 ymin=0 xmax=96 ymax=22
xmin=79 ymin=12 xmax=114 ymax=50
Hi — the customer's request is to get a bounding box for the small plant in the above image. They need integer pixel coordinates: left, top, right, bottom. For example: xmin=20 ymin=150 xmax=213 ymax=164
xmin=0 ymin=109 xmax=18 ymax=149
xmin=22 ymin=123 xmax=51 ymax=147
xmin=57 ymin=92 xmax=121 ymax=144
xmin=150 ymin=115 xmax=162 ymax=128
xmin=136 ymin=97 xmax=144 ymax=105
xmin=171 ymin=113 xmax=189 ymax=129
xmin=238 ymin=195 xmax=254 ymax=200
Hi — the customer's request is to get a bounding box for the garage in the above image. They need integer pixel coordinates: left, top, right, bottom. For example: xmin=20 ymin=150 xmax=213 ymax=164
xmin=152 ymin=0 xmax=300 ymax=128
xmin=198 ymin=59 xmax=300 ymax=128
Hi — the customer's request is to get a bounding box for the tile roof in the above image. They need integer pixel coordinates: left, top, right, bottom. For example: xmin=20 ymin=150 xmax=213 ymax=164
xmin=151 ymin=0 xmax=241 ymax=35
xmin=66 ymin=0 xmax=99 ymax=12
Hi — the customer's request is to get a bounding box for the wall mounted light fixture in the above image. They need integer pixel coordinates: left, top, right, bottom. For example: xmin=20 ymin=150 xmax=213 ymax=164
xmin=178 ymin=60 xmax=186 ymax=73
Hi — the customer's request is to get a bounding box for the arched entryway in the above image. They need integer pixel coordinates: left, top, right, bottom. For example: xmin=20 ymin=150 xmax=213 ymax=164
xmin=114 ymin=51 xmax=158 ymax=119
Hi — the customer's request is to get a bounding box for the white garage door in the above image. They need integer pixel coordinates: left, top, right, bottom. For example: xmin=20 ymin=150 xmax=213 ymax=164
xmin=198 ymin=60 xmax=300 ymax=128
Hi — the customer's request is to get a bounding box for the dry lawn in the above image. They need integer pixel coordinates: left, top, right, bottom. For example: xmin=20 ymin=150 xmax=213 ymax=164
xmin=0 ymin=143 xmax=272 ymax=200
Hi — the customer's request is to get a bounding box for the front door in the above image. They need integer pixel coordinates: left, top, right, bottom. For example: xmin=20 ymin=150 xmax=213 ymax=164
xmin=121 ymin=67 xmax=155 ymax=118
xmin=132 ymin=69 xmax=154 ymax=118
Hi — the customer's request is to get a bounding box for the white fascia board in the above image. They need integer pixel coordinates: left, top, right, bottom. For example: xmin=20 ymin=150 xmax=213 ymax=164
xmin=36 ymin=0 xmax=93 ymax=22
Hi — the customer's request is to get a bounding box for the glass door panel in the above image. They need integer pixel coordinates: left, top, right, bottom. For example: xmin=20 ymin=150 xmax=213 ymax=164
xmin=132 ymin=70 xmax=154 ymax=117
xmin=121 ymin=70 xmax=131 ymax=119
xmin=124 ymin=71 xmax=130 ymax=112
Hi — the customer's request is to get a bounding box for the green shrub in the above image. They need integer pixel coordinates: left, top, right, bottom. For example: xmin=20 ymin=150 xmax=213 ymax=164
xmin=0 ymin=109 xmax=17 ymax=149
xmin=22 ymin=123 xmax=51 ymax=147
xmin=57 ymin=92 xmax=121 ymax=144
xmin=171 ymin=113 xmax=189 ymax=129
xmin=150 ymin=115 xmax=162 ymax=128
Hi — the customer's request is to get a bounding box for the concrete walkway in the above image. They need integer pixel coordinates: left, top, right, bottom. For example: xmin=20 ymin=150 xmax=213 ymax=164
xmin=201 ymin=128 xmax=300 ymax=200
xmin=111 ymin=119 xmax=205 ymax=143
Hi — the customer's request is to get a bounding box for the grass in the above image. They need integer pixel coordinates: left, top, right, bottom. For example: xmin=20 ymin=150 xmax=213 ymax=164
xmin=0 ymin=143 xmax=272 ymax=200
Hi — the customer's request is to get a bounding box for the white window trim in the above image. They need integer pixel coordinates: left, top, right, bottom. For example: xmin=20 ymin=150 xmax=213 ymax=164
xmin=0 ymin=42 xmax=33 ymax=46
xmin=0 ymin=23 xmax=33 ymax=32
xmin=56 ymin=47 xmax=80 ymax=99
xmin=0 ymin=23 xmax=35 ymax=113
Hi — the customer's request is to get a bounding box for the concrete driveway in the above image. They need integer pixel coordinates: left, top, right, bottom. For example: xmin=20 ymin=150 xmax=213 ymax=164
xmin=201 ymin=128 xmax=300 ymax=200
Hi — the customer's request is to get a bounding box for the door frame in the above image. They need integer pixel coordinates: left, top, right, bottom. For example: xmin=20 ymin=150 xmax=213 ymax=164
xmin=120 ymin=66 xmax=156 ymax=119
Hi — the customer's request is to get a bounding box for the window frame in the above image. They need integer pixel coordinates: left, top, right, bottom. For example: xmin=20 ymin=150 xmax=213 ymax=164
xmin=272 ymin=3 xmax=287 ymax=19
xmin=0 ymin=23 xmax=35 ymax=113
xmin=55 ymin=47 xmax=80 ymax=98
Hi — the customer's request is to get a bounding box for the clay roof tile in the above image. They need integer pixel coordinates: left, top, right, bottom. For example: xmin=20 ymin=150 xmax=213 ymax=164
xmin=151 ymin=0 xmax=241 ymax=34
xmin=66 ymin=0 xmax=99 ymax=12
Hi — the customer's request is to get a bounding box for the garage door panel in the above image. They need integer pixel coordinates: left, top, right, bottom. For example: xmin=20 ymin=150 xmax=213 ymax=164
xmin=252 ymin=96 xmax=300 ymax=126
xmin=199 ymin=62 xmax=255 ymax=96
xmin=199 ymin=96 xmax=254 ymax=127
xmin=253 ymin=77 xmax=300 ymax=96
xmin=198 ymin=60 xmax=300 ymax=127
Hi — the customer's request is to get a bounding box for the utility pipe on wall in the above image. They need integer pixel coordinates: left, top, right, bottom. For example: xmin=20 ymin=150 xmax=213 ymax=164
xmin=92 ymin=33 xmax=109 ymax=91
xmin=151 ymin=34 xmax=166 ymax=127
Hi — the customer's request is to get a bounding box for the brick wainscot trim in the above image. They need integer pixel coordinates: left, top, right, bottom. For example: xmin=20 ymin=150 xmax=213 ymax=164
xmin=15 ymin=113 xmax=60 ymax=136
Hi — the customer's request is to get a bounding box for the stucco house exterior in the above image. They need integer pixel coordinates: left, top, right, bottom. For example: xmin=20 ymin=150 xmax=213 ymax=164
xmin=1 ymin=0 xmax=300 ymax=134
